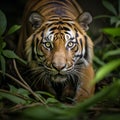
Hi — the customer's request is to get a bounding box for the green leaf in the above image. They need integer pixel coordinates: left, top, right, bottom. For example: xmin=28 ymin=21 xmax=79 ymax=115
xmin=9 ymin=85 xmax=30 ymax=98
xmin=92 ymin=59 xmax=120 ymax=84
xmin=110 ymin=16 xmax=119 ymax=25
xmin=17 ymin=88 xmax=30 ymax=98
xmin=7 ymin=25 xmax=21 ymax=36
xmin=103 ymin=49 xmax=120 ymax=59
xmin=0 ymin=55 xmax=6 ymax=74
xmin=36 ymin=91 xmax=55 ymax=98
xmin=9 ymin=84 xmax=18 ymax=93
xmin=102 ymin=28 xmax=120 ymax=37
xmin=46 ymin=98 xmax=59 ymax=104
xmin=2 ymin=50 xmax=18 ymax=58
xmin=23 ymin=106 xmax=55 ymax=120
xmin=1 ymin=42 xmax=6 ymax=49
xmin=0 ymin=91 xmax=27 ymax=104
xmin=23 ymin=105 xmax=68 ymax=120
xmin=102 ymin=0 xmax=117 ymax=15
xmin=116 ymin=20 xmax=120 ymax=27
xmin=2 ymin=50 xmax=27 ymax=65
xmin=93 ymin=56 xmax=105 ymax=66
xmin=0 ymin=10 xmax=7 ymax=36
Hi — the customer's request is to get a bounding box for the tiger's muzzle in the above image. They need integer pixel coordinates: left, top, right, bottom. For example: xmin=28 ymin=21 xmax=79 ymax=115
xmin=46 ymin=54 xmax=74 ymax=82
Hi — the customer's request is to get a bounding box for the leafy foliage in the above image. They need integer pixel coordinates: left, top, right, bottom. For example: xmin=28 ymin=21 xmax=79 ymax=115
xmin=0 ymin=10 xmax=7 ymax=36
xmin=94 ymin=0 xmax=120 ymax=27
xmin=0 ymin=10 xmax=26 ymax=75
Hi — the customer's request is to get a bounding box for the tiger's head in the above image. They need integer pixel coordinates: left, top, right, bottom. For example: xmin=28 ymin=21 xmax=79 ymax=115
xmin=25 ymin=12 xmax=93 ymax=83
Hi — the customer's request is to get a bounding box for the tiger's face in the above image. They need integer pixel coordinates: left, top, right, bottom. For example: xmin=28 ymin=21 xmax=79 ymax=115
xmin=25 ymin=12 xmax=93 ymax=83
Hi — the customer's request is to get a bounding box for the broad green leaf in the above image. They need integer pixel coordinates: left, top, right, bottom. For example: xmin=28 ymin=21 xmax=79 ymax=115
xmin=2 ymin=50 xmax=27 ymax=65
xmin=0 ymin=10 xmax=7 ymax=36
xmin=7 ymin=25 xmax=21 ymax=36
xmin=0 ymin=55 xmax=6 ymax=74
xmin=2 ymin=50 xmax=18 ymax=58
xmin=102 ymin=0 xmax=117 ymax=15
xmin=103 ymin=49 xmax=120 ymax=59
xmin=93 ymin=56 xmax=105 ymax=66
xmin=92 ymin=59 xmax=120 ymax=84
xmin=9 ymin=84 xmax=18 ymax=93
xmin=23 ymin=106 xmax=54 ymax=120
xmin=46 ymin=98 xmax=59 ymax=104
xmin=17 ymin=88 xmax=30 ymax=97
xmin=102 ymin=28 xmax=120 ymax=37
xmin=23 ymin=105 xmax=68 ymax=120
xmin=1 ymin=42 xmax=6 ymax=49
xmin=0 ymin=91 xmax=27 ymax=104
xmin=110 ymin=16 xmax=119 ymax=25
xmin=116 ymin=20 xmax=120 ymax=27
xmin=9 ymin=85 xmax=30 ymax=98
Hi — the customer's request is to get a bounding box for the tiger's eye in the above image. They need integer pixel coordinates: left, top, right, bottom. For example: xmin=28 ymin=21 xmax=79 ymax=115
xmin=67 ymin=41 xmax=74 ymax=48
xmin=45 ymin=42 xmax=51 ymax=48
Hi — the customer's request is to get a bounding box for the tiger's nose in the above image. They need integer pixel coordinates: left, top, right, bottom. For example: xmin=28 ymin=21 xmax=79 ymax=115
xmin=52 ymin=62 xmax=66 ymax=71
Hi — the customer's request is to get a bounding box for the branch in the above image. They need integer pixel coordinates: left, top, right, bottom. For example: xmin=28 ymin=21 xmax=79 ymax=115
xmin=13 ymin=59 xmax=30 ymax=87
xmin=0 ymin=70 xmax=46 ymax=105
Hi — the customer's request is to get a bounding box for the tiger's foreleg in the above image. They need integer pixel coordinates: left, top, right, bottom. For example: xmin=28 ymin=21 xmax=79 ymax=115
xmin=74 ymin=64 xmax=95 ymax=102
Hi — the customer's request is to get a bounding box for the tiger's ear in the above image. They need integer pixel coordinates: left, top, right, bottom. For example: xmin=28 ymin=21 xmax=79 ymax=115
xmin=78 ymin=12 xmax=92 ymax=31
xmin=29 ymin=12 xmax=43 ymax=29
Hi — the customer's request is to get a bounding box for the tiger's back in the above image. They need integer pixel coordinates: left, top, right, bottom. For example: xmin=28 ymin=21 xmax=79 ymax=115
xmin=25 ymin=0 xmax=82 ymax=19
xmin=17 ymin=0 xmax=95 ymax=103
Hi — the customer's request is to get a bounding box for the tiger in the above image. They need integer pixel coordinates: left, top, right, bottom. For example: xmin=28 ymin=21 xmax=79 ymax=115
xmin=17 ymin=0 xmax=95 ymax=103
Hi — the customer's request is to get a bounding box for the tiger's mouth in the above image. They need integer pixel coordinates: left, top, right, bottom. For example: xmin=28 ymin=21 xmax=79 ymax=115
xmin=51 ymin=73 xmax=67 ymax=82
xmin=44 ymin=65 xmax=71 ymax=82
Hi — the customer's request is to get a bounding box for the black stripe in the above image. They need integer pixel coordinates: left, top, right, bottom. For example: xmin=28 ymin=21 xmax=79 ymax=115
xmin=69 ymin=37 xmax=74 ymax=41
xmin=49 ymin=27 xmax=57 ymax=31
xmin=66 ymin=23 xmax=72 ymax=27
xmin=74 ymin=54 xmax=82 ymax=58
xmin=47 ymin=23 xmax=54 ymax=28
xmin=74 ymin=28 xmax=79 ymax=38
xmin=79 ymin=38 xmax=83 ymax=58
xmin=63 ymin=27 xmax=70 ymax=31
xmin=57 ymin=21 xmax=64 ymax=24
xmin=84 ymin=35 xmax=88 ymax=60
xmin=41 ymin=30 xmax=44 ymax=38
xmin=31 ymin=34 xmax=36 ymax=60
xmin=76 ymin=32 xmax=79 ymax=38
xmin=80 ymin=38 xmax=83 ymax=51
xmin=32 ymin=26 xmax=45 ymax=39
xmin=64 ymin=31 xmax=70 ymax=35
xmin=36 ymin=38 xmax=44 ymax=58
xmin=49 ymin=31 xmax=54 ymax=35
xmin=37 ymin=53 xmax=44 ymax=58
